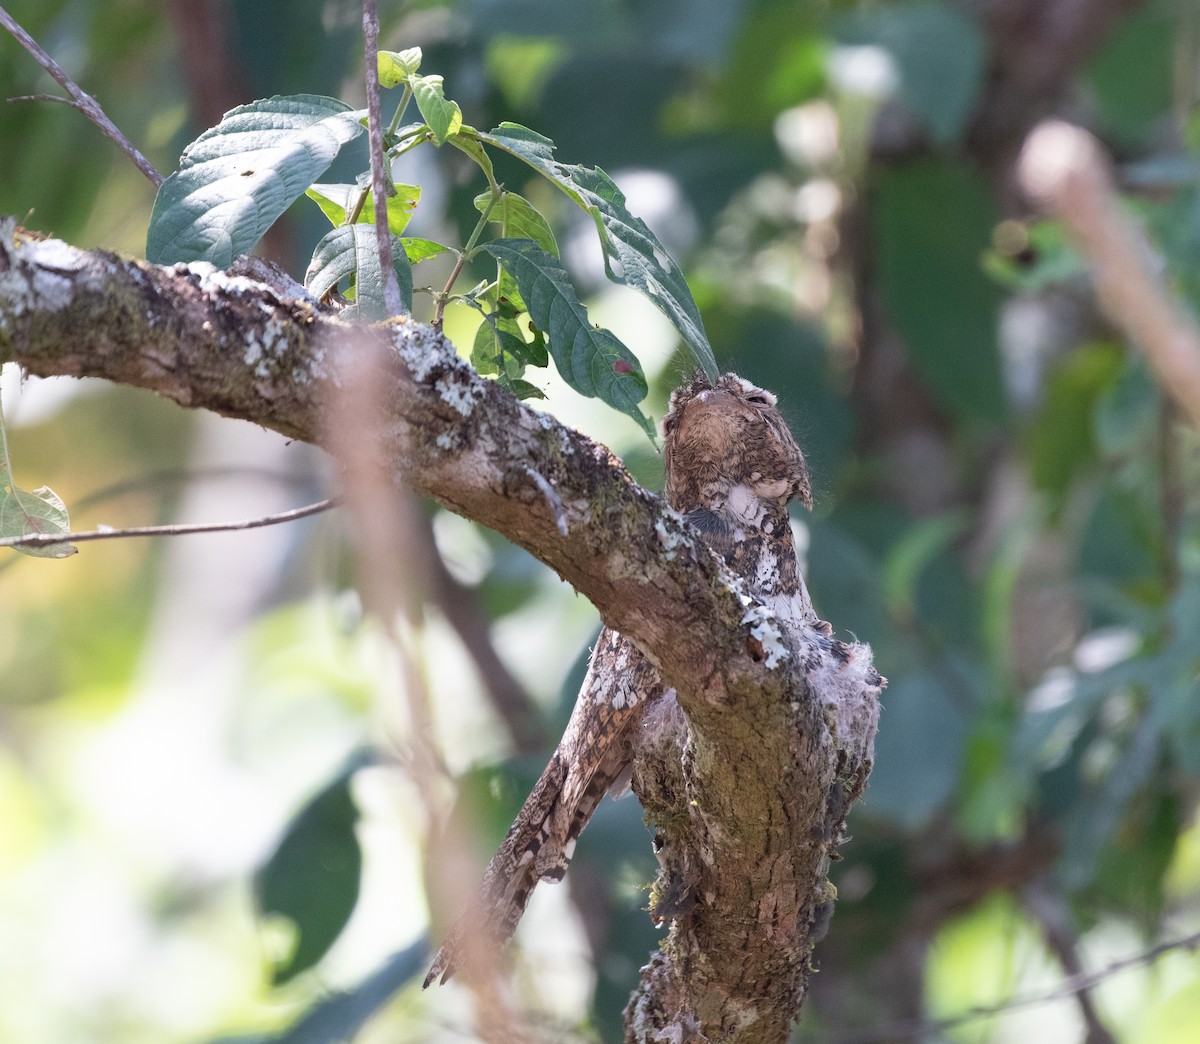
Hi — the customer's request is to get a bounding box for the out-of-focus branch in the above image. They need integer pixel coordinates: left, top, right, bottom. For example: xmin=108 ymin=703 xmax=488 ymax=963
xmin=409 ymin=509 xmax=547 ymax=753
xmin=0 ymin=6 xmax=162 ymax=186
xmin=1023 ymin=880 xmax=1117 ymax=1044
xmin=1018 ymin=120 xmax=1200 ymax=429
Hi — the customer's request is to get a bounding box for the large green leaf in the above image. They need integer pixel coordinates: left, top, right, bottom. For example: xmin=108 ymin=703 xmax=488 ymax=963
xmin=305 ymin=224 xmax=413 ymax=318
xmin=147 ymin=95 xmax=365 ymax=266
xmin=837 ymin=3 xmax=985 ymax=146
xmin=482 ymin=238 xmax=652 ymax=434
xmin=873 ymin=160 xmax=1005 ymax=422
xmin=475 ymin=124 xmax=719 ymax=379
xmin=254 ymin=767 xmax=363 ymax=986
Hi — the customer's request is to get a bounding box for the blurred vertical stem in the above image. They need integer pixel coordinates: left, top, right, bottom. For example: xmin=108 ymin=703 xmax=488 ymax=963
xmin=361 ymin=0 xmax=403 ymax=316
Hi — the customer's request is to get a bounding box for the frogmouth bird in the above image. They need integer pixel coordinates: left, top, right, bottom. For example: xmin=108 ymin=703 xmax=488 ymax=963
xmin=424 ymin=371 xmax=818 ymax=987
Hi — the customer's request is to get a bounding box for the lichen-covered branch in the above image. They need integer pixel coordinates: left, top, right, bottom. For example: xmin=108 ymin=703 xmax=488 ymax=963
xmin=0 ymin=224 xmax=881 ymax=1040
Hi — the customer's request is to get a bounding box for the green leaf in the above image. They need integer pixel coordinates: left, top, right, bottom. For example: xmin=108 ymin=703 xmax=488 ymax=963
xmin=147 ymin=95 xmax=365 ymax=266
xmin=254 ymin=768 xmax=363 ymax=985
xmin=475 ymin=124 xmax=719 ymax=379
xmin=398 ymin=237 xmax=451 ymax=264
xmin=305 ymin=183 xmax=421 ymax=236
xmin=410 ymin=75 xmax=462 ymax=145
xmin=305 ymin=224 xmax=413 ymax=318
xmin=474 ymin=190 xmax=559 ymax=255
xmin=378 ymin=47 xmax=421 ymax=87
xmin=983 ymin=221 xmax=1087 ymax=292
xmin=0 ymin=484 xmax=77 ymax=559
xmin=0 ymin=397 xmax=76 ymax=559
xmin=482 ymin=238 xmax=653 ymax=435
xmin=507 ymin=378 xmax=547 ymax=401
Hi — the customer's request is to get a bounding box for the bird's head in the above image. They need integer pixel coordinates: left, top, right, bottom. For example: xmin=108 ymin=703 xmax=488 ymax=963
xmin=662 ymin=372 xmax=812 ymax=518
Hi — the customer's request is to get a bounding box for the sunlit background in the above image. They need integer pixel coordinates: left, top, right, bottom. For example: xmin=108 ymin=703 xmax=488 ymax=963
xmin=3 ymin=0 xmax=1200 ymax=1041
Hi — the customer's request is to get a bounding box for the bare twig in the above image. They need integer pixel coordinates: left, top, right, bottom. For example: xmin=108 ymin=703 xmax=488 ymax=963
xmin=1023 ymin=881 xmax=1117 ymax=1044
xmin=820 ymin=928 xmax=1200 ymax=1044
xmin=0 ymin=498 xmax=336 ymax=550
xmin=0 ymin=6 xmax=163 ymax=187
xmin=361 ymin=0 xmax=404 ymax=317
xmin=522 ymin=465 xmax=569 ymax=537
xmin=1018 ymin=120 xmax=1200 ymax=429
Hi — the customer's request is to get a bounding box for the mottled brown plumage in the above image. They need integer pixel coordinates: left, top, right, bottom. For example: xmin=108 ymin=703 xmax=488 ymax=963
xmin=423 ymin=372 xmax=814 ymax=987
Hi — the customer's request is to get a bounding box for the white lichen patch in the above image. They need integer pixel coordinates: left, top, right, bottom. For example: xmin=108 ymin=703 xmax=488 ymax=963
xmin=0 ymin=268 xmax=31 ymax=329
xmin=741 ymin=602 xmax=788 ymax=669
xmin=434 ymin=372 xmax=484 ymax=416
xmin=191 ymin=264 xmax=263 ymax=299
xmin=391 ymin=320 xmax=456 ymax=383
xmin=653 ymin=505 xmax=690 ymax=559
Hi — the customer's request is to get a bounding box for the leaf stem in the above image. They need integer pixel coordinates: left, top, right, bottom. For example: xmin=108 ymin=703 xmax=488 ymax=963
xmin=387 ymin=84 xmax=413 ymax=135
xmin=433 ymin=191 xmax=502 ymax=328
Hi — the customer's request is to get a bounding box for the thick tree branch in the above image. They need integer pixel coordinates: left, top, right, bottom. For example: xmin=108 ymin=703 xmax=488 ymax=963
xmin=0 ymin=224 xmax=881 ymax=1040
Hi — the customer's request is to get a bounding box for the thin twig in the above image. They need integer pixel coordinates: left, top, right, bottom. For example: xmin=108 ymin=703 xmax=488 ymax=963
xmin=522 ymin=465 xmax=569 ymax=536
xmin=0 ymin=6 xmax=163 ymax=186
xmin=361 ymin=0 xmax=403 ymax=317
xmin=1018 ymin=120 xmax=1200 ymax=429
xmin=0 ymin=498 xmax=336 ymax=550
xmin=818 ymin=928 xmax=1200 ymax=1044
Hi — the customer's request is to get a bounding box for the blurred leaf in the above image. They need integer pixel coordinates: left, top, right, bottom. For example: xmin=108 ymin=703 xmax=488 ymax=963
xmin=482 ymin=237 xmax=653 ymax=434
xmin=254 ymin=764 xmax=364 ymax=985
xmin=476 ymin=123 xmax=720 ymax=379
xmin=882 ymin=511 xmax=968 ymax=623
xmin=305 ymin=224 xmax=413 ymax=318
xmin=873 ymin=160 xmax=1005 ymax=422
xmin=957 ymin=706 xmax=1026 ymax=843
xmin=410 ymin=74 xmax=462 ymax=144
xmin=305 ymin=182 xmax=421 ymax=236
xmin=865 ymin=673 xmax=969 ymax=830
xmin=982 ymin=220 xmax=1087 ymax=292
xmin=1058 ymin=712 xmax=1161 ymax=891
xmin=837 ymin=2 xmax=985 ymax=145
xmin=484 ymin=35 xmax=569 ymax=110
xmin=147 ymin=95 xmax=364 ymax=266
xmin=1085 ymin=7 xmax=1175 ymax=145
xmin=1094 ymin=354 xmax=1159 ymax=459
xmin=1028 ymin=343 xmax=1123 ymax=497
xmin=720 ymin=10 xmax=826 ymax=125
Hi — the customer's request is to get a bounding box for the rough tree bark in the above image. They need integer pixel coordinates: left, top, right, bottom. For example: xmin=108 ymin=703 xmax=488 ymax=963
xmin=0 ymin=223 xmax=882 ymax=1041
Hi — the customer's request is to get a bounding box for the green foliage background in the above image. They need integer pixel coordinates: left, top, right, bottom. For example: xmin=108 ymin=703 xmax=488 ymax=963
xmin=2 ymin=1 xmax=1200 ymax=1041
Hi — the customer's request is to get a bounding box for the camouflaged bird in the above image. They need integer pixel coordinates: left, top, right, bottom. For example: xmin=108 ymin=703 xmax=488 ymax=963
xmin=423 ymin=372 xmax=817 ymax=987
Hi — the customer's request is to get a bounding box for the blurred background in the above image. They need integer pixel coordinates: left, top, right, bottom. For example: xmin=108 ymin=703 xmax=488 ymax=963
xmin=3 ymin=0 xmax=1200 ymax=1041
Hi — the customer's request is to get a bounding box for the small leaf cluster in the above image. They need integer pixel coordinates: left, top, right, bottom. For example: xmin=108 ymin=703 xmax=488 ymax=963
xmin=145 ymin=47 xmax=718 ymax=435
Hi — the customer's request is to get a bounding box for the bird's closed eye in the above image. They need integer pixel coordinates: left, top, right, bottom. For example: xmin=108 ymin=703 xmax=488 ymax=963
xmin=746 ymin=392 xmax=771 ymax=405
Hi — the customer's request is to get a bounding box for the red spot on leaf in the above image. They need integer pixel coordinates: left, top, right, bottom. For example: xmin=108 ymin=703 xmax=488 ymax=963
xmin=614 ymin=359 xmax=633 ymax=374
